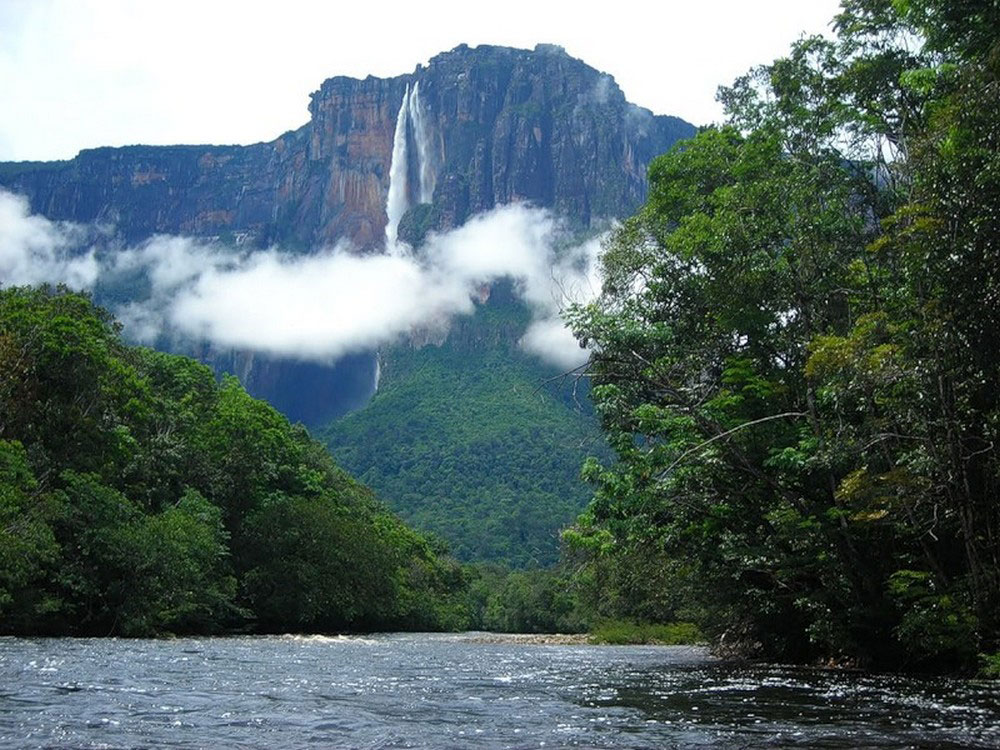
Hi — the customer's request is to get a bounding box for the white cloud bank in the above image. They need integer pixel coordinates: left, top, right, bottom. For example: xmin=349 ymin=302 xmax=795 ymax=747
xmin=0 ymin=190 xmax=602 ymax=369
xmin=0 ymin=191 xmax=99 ymax=289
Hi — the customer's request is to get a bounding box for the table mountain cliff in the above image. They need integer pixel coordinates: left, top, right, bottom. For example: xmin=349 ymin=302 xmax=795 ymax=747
xmin=2 ymin=44 xmax=692 ymax=250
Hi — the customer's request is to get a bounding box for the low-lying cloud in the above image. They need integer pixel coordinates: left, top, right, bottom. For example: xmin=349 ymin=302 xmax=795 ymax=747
xmin=0 ymin=191 xmax=100 ymax=289
xmin=0 ymin=189 xmax=601 ymax=368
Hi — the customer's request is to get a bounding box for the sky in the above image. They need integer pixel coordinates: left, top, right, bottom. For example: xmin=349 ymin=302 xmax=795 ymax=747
xmin=0 ymin=0 xmax=841 ymax=162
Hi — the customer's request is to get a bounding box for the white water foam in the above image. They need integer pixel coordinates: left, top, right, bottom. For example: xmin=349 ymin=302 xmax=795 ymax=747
xmin=384 ymin=84 xmax=411 ymax=248
xmin=384 ymin=80 xmax=437 ymax=250
xmin=409 ymin=81 xmax=436 ymax=204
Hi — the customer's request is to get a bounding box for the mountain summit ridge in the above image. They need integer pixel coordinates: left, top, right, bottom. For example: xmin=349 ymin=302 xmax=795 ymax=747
xmin=1 ymin=43 xmax=693 ymax=251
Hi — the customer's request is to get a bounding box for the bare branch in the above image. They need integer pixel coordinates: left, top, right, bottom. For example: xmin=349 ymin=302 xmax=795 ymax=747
xmin=655 ymin=411 xmax=808 ymax=481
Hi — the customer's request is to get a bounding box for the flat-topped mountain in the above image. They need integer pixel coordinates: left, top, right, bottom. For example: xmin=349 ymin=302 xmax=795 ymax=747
xmin=1 ymin=43 xmax=693 ymax=250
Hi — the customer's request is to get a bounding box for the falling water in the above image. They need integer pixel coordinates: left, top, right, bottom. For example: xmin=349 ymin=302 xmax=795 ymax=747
xmin=408 ymin=81 xmax=436 ymax=204
xmin=384 ymin=81 xmax=437 ymax=249
xmin=384 ymin=84 xmax=411 ymax=248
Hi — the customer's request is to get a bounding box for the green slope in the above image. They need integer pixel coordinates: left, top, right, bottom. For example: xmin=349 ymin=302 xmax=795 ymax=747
xmin=322 ymin=293 xmax=605 ymax=567
xmin=0 ymin=286 xmax=468 ymax=636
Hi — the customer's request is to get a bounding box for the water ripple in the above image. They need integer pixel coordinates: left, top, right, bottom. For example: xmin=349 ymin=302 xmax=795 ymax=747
xmin=0 ymin=635 xmax=998 ymax=748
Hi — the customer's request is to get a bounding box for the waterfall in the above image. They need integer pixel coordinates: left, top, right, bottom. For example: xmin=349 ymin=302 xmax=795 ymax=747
xmin=385 ymin=84 xmax=411 ymax=248
xmin=408 ymin=82 xmax=436 ymax=204
xmin=384 ymin=80 xmax=437 ymax=250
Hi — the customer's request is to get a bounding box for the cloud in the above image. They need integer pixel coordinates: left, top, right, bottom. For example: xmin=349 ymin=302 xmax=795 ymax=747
xmin=169 ymin=249 xmax=462 ymax=360
xmin=521 ymin=317 xmax=589 ymax=370
xmin=0 ymin=190 xmax=602 ymax=367
xmin=517 ymin=233 xmax=603 ymax=369
xmin=115 ymin=234 xmax=222 ymax=290
xmin=0 ymin=191 xmax=99 ymax=289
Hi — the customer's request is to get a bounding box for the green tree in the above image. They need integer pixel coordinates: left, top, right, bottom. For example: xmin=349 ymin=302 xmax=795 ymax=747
xmin=567 ymin=0 xmax=1000 ymax=669
xmin=0 ymin=441 xmax=58 ymax=621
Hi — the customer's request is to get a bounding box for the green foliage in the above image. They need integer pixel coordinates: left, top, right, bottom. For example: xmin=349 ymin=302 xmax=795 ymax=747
xmin=0 ymin=441 xmax=58 ymax=618
xmin=483 ymin=570 xmax=583 ymax=633
xmin=458 ymin=563 xmax=587 ymax=633
xmin=888 ymin=570 xmax=978 ymax=666
xmin=120 ymin=489 xmax=238 ymax=635
xmin=980 ymin=652 xmax=1000 ymax=679
xmin=589 ymin=621 xmax=703 ymax=645
xmin=562 ymin=510 xmax=688 ymax=624
xmin=0 ymin=285 xmax=467 ymax=636
xmin=396 ymin=203 xmax=439 ymax=248
xmin=239 ymin=495 xmax=395 ymax=630
xmin=324 ymin=295 xmax=607 ymax=567
xmin=566 ymin=0 xmax=1000 ymax=671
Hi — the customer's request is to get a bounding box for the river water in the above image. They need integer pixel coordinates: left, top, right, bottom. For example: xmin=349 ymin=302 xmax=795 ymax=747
xmin=2 ymin=633 xmax=998 ymax=749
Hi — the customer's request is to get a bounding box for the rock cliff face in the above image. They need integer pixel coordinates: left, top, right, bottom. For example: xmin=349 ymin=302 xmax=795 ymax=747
xmin=1 ymin=44 xmax=692 ymax=250
xmin=0 ymin=44 xmax=694 ymax=424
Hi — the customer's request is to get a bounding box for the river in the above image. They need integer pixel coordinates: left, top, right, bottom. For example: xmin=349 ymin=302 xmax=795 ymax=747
xmin=2 ymin=633 xmax=998 ymax=749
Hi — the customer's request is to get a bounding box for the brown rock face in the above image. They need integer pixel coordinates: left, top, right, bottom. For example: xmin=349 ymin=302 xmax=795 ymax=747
xmin=306 ymin=77 xmax=404 ymax=247
xmin=0 ymin=44 xmax=693 ymax=252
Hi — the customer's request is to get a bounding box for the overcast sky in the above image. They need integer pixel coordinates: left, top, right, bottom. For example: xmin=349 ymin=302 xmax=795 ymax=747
xmin=0 ymin=0 xmax=841 ymax=162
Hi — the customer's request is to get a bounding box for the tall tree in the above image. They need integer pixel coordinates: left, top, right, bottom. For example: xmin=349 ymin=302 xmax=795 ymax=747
xmin=568 ymin=0 xmax=1000 ymax=670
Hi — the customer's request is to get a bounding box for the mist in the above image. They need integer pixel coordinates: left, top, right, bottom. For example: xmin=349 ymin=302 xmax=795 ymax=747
xmin=0 ymin=190 xmax=601 ymax=368
xmin=0 ymin=191 xmax=100 ymax=289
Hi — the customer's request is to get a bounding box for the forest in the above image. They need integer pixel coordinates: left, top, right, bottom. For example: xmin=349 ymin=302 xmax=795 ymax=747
xmin=0 ymin=285 xmax=615 ymax=638
xmin=0 ymin=286 xmax=469 ymax=636
xmin=563 ymin=0 xmax=1000 ymax=672
xmin=324 ymin=289 xmax=606 ymax=568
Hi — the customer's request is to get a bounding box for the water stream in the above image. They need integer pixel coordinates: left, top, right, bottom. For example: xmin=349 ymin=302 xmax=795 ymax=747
xmin=2 ymin=633 xmax=998 ymax=749
xmin=384 ymin=81 xmax=436 ymax=250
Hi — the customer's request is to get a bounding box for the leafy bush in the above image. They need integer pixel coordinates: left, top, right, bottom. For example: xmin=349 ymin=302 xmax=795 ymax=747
xmin=589 ymin=621 xmax=703 ymax=645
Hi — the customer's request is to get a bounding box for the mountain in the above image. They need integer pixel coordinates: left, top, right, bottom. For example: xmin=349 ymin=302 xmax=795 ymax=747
xmin=0 ymin=44 xmax=695 ymax=564
xmin=1 ymin=43 xmax=691 ymax=249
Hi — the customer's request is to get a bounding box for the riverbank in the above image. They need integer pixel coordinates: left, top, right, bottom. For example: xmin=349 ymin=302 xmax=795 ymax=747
xmin=451 ymin=621 xmax=704 ymax=646
xmin=588 ymin=620 xmax=704 ymax=645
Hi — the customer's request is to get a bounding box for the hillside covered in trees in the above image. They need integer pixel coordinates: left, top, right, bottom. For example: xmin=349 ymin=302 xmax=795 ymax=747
xmin=564 ymin=0 xmax=1000 ymax=672
xmin=324 ymin=289 xmax=607 ymax=567
xmin=0 ymin=286 xmax=468 ymax=636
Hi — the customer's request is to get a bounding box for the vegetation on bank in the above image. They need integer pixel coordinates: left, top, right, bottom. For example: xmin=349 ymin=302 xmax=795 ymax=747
xmin=0 ymin=285 xmax=673 ymax=642
xmin=563 ymin=0 xmax=1000 ymax=672
xmin=980 ymin=653 xmax=1000 ymax=679
xmin=589 ymin=621 xmax=703 ymax=646
xmin=0 ymin=286 xmax=467 ymax=636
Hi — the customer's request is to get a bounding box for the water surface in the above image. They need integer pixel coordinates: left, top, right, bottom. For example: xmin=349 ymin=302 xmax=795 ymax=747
xmin=2 ymin=633 xmax=998 ymax=749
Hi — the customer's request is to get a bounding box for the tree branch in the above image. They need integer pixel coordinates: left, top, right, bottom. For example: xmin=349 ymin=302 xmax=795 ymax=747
xmin=655 ymin=411 xmax=808 ymax=481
